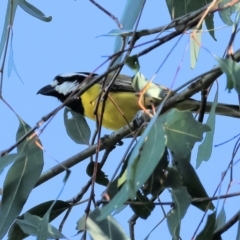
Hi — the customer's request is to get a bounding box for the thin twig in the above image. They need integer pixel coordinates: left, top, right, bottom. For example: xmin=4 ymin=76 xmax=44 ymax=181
xmin=89 ymin=0 xmax=122 ymax=28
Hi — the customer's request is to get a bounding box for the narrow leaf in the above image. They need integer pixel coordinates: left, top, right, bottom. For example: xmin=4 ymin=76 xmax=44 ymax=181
xmin=218 ymin=0 xmax=239 ymax=26
xmin=18 ymin=0 xmax=52 ymax=22
xmin=125 ymin=55 xmax=140 ymax=73
xmin=167 ymin=187 xmax=191 ymax=240
xmin=16 ymin=213 xmax=66 ymax=239
xmin=215 ymin=206 xmax=226 ymax=231
xmin=161 ymin=109 xmax=210 ymax=158
xmin=0 ymin=153 xmax=18 ymax=174
xmin=130 ymin=192 xmax=155 ymax=219
xmin=174 ymin=153 xmax=214 ymax=211
xmin=0 ymin=117 xmax=43 ymax=239
xmin=214 ymin=57 xmax=240 ymax=93
xmin=190 ymin=27 xmax=202 ymax=69
xmin=0 ymin=0 xmax=18 ymax=60
xmin=205 ymin=15 xmax=216 ymax=41
xmin=83 ymin=209 xmax=130 ymax=240
xmin=113 ymin=0 xmax=145 ymax=64
xmin=98 ymin=108 xmax=166 ymax=220
xmin=8 ymin=200 xmax=70 ymax=240
xmin=196 ymin=212 xmax=216 ymax=240
xmin=64 ymin=107 xmax=91 ymax=145
xmin=196 ymin=89 xmax=218 ymax=167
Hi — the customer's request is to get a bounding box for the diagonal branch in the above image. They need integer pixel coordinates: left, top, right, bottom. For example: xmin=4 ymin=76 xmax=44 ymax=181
xmin=89 ymin=0 xmax=122 ymax=28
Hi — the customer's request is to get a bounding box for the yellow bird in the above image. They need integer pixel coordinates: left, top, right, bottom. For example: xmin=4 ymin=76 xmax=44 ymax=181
xmin=37 ymin=72 xmax=240 ymax=130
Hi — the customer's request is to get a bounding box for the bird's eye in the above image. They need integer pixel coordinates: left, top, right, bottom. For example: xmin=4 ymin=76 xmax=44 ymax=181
xmin=55 ymin=76 xmax=65 ymax=84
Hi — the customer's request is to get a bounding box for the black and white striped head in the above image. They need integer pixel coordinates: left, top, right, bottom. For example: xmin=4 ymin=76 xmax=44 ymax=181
xmin=37 ymin=72 xmax=98 ymax=113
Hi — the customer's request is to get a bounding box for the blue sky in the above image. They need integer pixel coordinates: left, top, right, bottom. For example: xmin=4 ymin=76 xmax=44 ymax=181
xmin=1 ymin=1 xmax=240 ymax=239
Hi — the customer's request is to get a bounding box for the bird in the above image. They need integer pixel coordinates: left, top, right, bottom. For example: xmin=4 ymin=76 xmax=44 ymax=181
xmin=37 ymin=72 xmax=240 ymax=130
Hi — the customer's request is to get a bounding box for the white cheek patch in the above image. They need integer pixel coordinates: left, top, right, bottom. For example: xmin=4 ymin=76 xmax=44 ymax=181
xmin=50 ymin=79 xmax=58 ymax=87
xmin=55 ymin=81 xmax=79 ymax=95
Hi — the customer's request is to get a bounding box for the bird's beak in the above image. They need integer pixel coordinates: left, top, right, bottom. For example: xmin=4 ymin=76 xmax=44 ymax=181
xmin=37 ymin=85 xmax=56 ymax=96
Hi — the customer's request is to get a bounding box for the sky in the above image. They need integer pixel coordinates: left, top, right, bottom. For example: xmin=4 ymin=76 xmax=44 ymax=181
xmin=0 ymin=1 xmax=240 ymax=239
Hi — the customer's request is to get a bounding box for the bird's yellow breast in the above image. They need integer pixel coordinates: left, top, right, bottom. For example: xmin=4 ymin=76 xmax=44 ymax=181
xmin=80 ymin=84 xmax=141 ymax=130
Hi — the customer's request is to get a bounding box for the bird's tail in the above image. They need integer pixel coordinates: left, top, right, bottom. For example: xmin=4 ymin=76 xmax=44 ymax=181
xmin=175 ymin=99 xmax=240 ymax=118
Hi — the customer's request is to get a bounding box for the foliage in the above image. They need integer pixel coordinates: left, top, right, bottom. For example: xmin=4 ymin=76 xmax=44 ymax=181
xmin=1 ymin=0 xmax=240 ymax=240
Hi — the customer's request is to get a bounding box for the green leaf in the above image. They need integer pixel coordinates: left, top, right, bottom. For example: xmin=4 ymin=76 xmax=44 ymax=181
xmin=0 ymin=153 xmax=18 ymax=174
xmin=86 ymin=161 xmax=109 ymax=186
xmin=161 ymin=167 xmax=183 ymax=189
xmin=167 ymin=187 xmax=191 ymax=240
xmin=190 ymin=27 xmax=202 ymax=69
xmin=0 ymin=0 xmax=51 ymax=60
xmin=161 ymin=109 xmax=210 ymax=158
xmin=215 ymin=206 xmax=226 ymax=231
xmin=37 ymin=182 xmax=70 ymax=239
xmin=218 ymin=0 xmax=240 ymax=26
xmin=126 ymin=117 xmax=166 ymax=200
xmin=214 ymin=57 xmax=240 ymax=92
xmin=105 ymin=155 xmax=129 ymax=201
xmin=196 ymin=89 xmax=218 ymax=167
xmin=142 ymin=148 xmax=169 ymax=197
xmin=126 ymin=55 xmax=140 ymax=73
xmin=165 ymin=0 xmax=212 ymax=20
xmin=130 ymin=191 xmax=155 ymax=219
xmin=131 ymin=72 xmax=166 ymax=101
xmin=77 ymin=209 xmax=129 ymax=240
xmin=196 ymin=212 xmax=216 ymax=240
xmin=165 ymin=0 xmax=215 ymax=40
xmin=16 ymin=213 xmax=66 ymax=239
xmin=76 ymin=213 xmax=87 ymax=233
xmin=205 ymin=15 xmax=216 ymax=41
xmin=18 ymin=0 xmax=52 ymax=22
xmin=113 ymin=0 xmax=146 ymax=65
xmin=0 ymin=117 xmax=43 ymax=239
xmin=64 ymin=107 xmax=91 ymax=145
xmin=98 ymin=109 xmax=166 ymax=220
xmin=8 ymin=200 xmax=70 ymax=240
xmin=174 ymin=153 xmax=214 ymax=211
xmin=0 ymin=0 xmax=19 ymax=60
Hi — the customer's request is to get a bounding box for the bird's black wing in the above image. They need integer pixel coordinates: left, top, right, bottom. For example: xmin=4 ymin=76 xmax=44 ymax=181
xmin=97 ymin=73 xmax=136 ymax=93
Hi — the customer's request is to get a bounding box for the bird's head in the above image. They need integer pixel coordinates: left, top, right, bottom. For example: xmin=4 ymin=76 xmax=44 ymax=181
xmin=37 ymin=72 xmax=97 ymax=113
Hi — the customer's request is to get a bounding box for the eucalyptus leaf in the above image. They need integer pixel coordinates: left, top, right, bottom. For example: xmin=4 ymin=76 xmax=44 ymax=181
xmin=161 ymin=109 xmax=210 ymax=158
xmin=113 ymin=0 xmax=146 ymax=65
xmin=126 ymin=55 xmax=140 ymax=73
xmin=130 ymin=191 xmax=155 ymax=219
xmin=0 ymin=117 xmax=43 ymax=239
xmin=174 ymin=153 xmax=214 ymax=211
xmin=218 ymin=0 xmax=239 ymax=25
xmin=165 ymin=0 xmax=214 ymax=38
xmin=205 ymin=15 xmax=216 ymax=41
xmin=196 ymin=212 xmax=216 ymax=240
xmin=8 ymin=200 xmax=70 ymax=240
xmin=214 ymin=57 xmax=240 ymax=93
xmin=131 ymin=71 xmax=166 ymax=101
xmin=18 ymin=0 xmax=52 ymax=22
xmin=0 ymin=153 xmax=18 ymax=174
xmin=79 ymin=209 xmax=129 ymax=240
xmin=16 ymin=213 xmax=66 ymax=239
xmin=190 ymin=27 xmax=202 ymax=69
xmin=0 ymin=0 xmax=18 ymax=60
xmin=64 ymin=107 xmax=91 ymax=145
xmin=167 ymin=187 xmax=191 ymax=240
xmin=98 ymin=108 xmax=166 ymax=220
xmin=215 ymin=206 xmax=226 ymax=232
xmin=86 ymin=161 xmax=109 ymax=186
xmin=196 ymin=89 xmax=218 ymax=167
